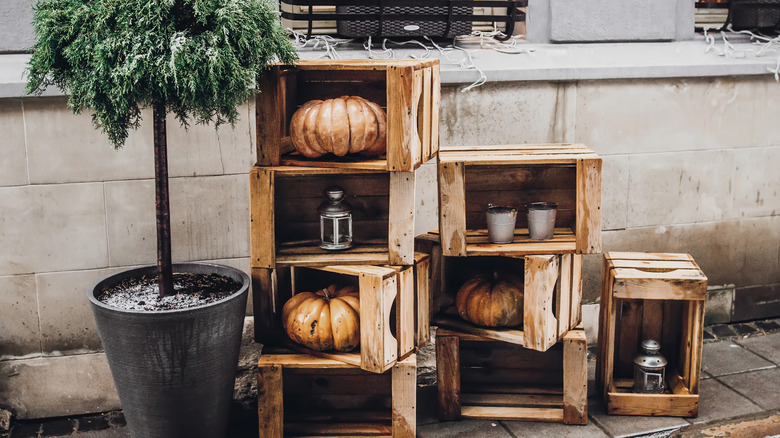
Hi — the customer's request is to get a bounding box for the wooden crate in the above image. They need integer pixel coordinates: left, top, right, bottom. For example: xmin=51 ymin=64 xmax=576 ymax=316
xmin=436 ymin=327 xmax=588 ymax=424
xmin=257 ymin=352 xmax=417 ymax=437
xmin=416 ymin=234 xmax=582 ymax=352
xmin=437 ymin=144 xmax=602 ymax=257
xmin=252 ymin=253 xmax=429 ymax=374
xmin=250 ymin=165 xmax=416 ymax=268
xmin=256 ymin=59 xmax=440 ymax=172
xmin=596 ymin=252 xmax=708 ymax=417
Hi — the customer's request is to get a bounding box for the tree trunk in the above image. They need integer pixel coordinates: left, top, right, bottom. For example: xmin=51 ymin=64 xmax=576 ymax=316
xmin=153 ymin=101 xmax=174 ymax=297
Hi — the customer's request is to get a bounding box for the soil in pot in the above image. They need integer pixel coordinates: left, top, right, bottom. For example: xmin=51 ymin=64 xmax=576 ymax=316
xmin=97 ymin=272 xmax=242 ymax=311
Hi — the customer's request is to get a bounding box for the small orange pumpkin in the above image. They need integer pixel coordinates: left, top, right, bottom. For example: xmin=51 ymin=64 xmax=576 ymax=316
xmin=282 ymin=284 xmax=360 ymax=352
xmin=289 ymin=96 xmax=387 ymax=158
xmin=455 ymin=272 xmax=524 ymax=328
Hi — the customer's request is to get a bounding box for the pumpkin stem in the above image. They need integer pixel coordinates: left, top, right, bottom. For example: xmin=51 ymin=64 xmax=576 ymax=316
xmin=321 ymin=287 xmax=331 ymax=300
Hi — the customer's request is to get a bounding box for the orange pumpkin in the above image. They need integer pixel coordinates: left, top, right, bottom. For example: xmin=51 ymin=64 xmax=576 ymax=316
xmin=289 ymin=96 xmax=387 ymax=158
xmin=455 ymin=272 xmax=524 ymax=328
xmin=282 ymin=284 xmax=360 ymax=352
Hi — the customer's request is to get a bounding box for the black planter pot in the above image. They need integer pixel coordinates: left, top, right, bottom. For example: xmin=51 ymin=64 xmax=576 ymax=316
xmin=88 ymin=263 xmax=250 ymax=438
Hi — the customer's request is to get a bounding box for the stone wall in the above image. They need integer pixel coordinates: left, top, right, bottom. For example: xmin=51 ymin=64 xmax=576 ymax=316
xmin=1 ymin=75 xmax=779 ymax=419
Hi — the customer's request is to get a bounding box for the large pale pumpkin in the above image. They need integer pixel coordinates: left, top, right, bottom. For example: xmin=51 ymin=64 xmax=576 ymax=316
xmin=455 ymin=272 xmax=525 ymax=328
xmin=289 ymin=96 xmax=387 ymax=158
xmin=282 ymin=284 xmax=360 ymax=352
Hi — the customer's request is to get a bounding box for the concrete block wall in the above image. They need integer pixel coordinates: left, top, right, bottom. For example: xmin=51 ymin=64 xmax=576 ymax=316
xmin=1 ymin=75 xmax=779 ymax=419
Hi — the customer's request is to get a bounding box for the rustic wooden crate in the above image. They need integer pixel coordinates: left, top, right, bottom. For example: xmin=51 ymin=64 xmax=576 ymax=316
xmin=596 ymin=252 xmax=708 ymax=417
xmin=437 ymin=144 xmax=602 ymax=257
xmin=256 ymin=59 xmax=440 ymax=172
xmin=250 ymin=165 xmax=416 ymax=268
xmin=436 ymin=327 xmax=588 ymax=424
xmin=252 ymin=253 xmax=429 ymax=374
xmin=257 ymin=352 xmax=417 ymax=437
xmin=416 ymin=234 xmax=582 ymax=352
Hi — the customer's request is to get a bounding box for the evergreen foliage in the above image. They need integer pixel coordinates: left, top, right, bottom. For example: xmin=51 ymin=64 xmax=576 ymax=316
xmin=26 ymin=0 xmax=297 ymax=147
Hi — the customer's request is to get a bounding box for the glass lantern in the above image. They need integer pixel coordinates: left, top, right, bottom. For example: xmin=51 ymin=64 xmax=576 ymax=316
xmin=633 ymin=339 xmax=668 ymax=394
xmin=318 ymin=186 xmax=353 ymax=251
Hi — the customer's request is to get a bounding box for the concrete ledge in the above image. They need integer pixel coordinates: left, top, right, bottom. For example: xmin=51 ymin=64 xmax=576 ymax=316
xmin=0 ymin=353 xmax=120 ymax=419
xmin=4 ymin=39 xmax=778 ymax=98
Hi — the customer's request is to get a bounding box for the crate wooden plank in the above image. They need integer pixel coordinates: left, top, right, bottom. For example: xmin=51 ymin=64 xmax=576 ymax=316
xmin=252 ymin=268 xmax=281 ymax=346
xmin=392 ymin=356 xmax=417 ymax=438
xmin=688 ymin=300 xmax=704 ymax=394
xmin=361 ymin=273 xmax=398 ymax=374
xmin=461 ymin=393 xmax=563 ymax=407
xmin=563 ymin=329 xmax=588 ymax=425
xmin=612 ymin=274 xmax=708 ymax=300
xmin=607 ymin=391 xmax=699 ymax=417
xmin=524 ymin=255 xmax=559 ymax=352
xmin=436 ymin=333 xmax=461 ymax=421
xmin=414 ymin=253 xmax=431 ymax=347
xmin=389 ymin=171 xmax=416 ymax=265
xmin=576 ymin=157 xmax=602 ymax=254
xmin=387 ymin=65 xmax=418 ymax=171
xmin=430 ymin=63 xmax=441 ymax=156
xmin=616 ymin=300 xmax=643 ymax=378
xmin=571 ymin=254 xmax=583 ymax=327
xmin=461 ymin=406 xmax=564 ymax=422
xmin=257 ymin=363 xmax=284 ymax=437
xmin=259 ymin=354 xmax=357 ymax=368
xmin=420 ymin=66 xmax=433 ymax=162
xmin=438 ymin=161 xmax=467 ymax=257
xmin=607 ymin=252 xmax=696 ymax=262
xmin=396 ymin=267 xmax=415 ymax=359
xmin=641 ymin=300 xmax=664 ymax=345
xmin=250 ymin=168 xmax=275 ymax=269
xmin=557 ymin=254 xmax=573 ymax=339
xmin=434 ymin=314 xmax=526 ymax=346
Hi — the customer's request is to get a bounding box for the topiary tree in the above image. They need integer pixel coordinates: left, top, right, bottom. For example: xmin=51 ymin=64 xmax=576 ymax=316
xmin=27 ymin=0 xmax=296 ymax=297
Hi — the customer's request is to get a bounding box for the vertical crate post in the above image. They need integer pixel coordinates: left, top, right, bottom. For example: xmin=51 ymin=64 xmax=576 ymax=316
xmin=524 ymin=254 xmax=559 ymax=351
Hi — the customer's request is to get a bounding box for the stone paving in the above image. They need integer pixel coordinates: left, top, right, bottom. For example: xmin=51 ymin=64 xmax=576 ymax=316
xmin=5 ymin=331 xmax=780 ymax=438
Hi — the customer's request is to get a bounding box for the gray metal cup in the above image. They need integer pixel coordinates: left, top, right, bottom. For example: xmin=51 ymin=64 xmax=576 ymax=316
xmin=527 ymin=202 xmax=558 ymax=240
xmin=486 ymin=204 xmax=518 ymax=244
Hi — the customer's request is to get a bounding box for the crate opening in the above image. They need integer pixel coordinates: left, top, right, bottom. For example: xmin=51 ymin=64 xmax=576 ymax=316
xmin=438 ymin=256 xmax=527 ymax=330
xmin=464 ymin=164 xmax=576 ymax=234
xmin=611 ymin=299 xmax=684 ymax=383
xmin=274 ymin=173 xmax=390 ymax=252
xmin=459 ymin=339 xmax=565 ymax=394
xmin=282 ymin=370 xmax=393 ymax=430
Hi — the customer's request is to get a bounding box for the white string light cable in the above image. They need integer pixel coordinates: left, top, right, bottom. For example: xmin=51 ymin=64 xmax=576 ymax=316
xmin=704 ymin=28 xmax=780 ymax=80
xmin=424 ymin=36 xmax=487 ymax=92
xmin=288 ymin=28 xmax=352 ymax=59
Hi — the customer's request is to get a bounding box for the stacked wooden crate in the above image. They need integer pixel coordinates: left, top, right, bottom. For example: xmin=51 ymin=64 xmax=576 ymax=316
xmin=251 ymin=59 xmax=440 ymax=438
xmin=416 ymin=143 xmax=602 ymax=424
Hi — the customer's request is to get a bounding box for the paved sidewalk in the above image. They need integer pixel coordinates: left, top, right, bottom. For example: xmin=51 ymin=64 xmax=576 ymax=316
xmin=6 ymin=331 xmax=780 ymax=438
